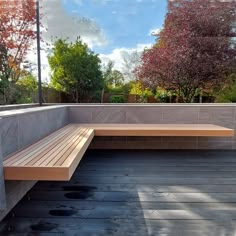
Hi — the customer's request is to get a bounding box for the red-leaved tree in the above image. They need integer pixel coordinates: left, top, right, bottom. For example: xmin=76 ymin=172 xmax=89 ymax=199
xmin=136 ymin=0 xmax=236 ymax=102
xmin=0 ymin=0 xmax=36 ymax=103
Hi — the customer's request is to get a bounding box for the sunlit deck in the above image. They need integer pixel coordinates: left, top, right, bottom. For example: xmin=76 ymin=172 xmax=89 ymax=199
xmin=1 ymin=149 xmax=236 ymax=235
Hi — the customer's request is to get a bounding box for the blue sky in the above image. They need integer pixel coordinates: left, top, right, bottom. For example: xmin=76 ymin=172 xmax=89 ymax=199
xmin=61 ymin=0 xmax=167 ymax=54
xmin=30 ymin=0 xmax=167 ymax=81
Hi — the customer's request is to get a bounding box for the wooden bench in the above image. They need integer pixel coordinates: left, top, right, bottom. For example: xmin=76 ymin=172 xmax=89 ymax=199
xmin=3 ymin=125 xmax=94 ymax=181
xmin=3 ymin=123 xmax=234 ymax=181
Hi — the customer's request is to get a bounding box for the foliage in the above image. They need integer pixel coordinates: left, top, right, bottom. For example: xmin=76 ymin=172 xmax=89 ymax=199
xmin=107 ymin=86 xmax=124 ymax=94
xmin=130 ymin=81 xmax=153 ymax=103
xmin=109 ymin=95 xmax=125 ymax=103
xmin=0 ymin=0 xmax=36 ymax=104
xmin=48 ymin=38 xmax=103 ymax=103
xmin=16 ymin=74 xmax=38 ymax=92
xmin=103 ymin=61 xmax=124 ymax=88
xmin=136 ymin=0 xmax=236 ymax=103
xmin=0 ymin=73 xmax=38 ymax=104
xmin=16 ymin=74 xmax=38 ymax=104
xmin=155 ymin=88 xmax=172 ymax=103
xmin=215 ymin=74 xmax=236 ymax=102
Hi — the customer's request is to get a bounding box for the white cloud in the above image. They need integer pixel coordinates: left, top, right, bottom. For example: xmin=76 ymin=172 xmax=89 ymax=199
xmin=149 ymin=28 xmax=162 ymax=36
xmin=41 ymin=0 xmax=107 ymax=48
xmin=26 ymin=42 xmax=51 ymax=83
xmin=99 ymin=43 xmax=151 ymax=73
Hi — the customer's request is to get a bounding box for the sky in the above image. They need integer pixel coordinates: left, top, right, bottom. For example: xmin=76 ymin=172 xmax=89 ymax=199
xmin=31 ymin=0 xmax=167 ymax=81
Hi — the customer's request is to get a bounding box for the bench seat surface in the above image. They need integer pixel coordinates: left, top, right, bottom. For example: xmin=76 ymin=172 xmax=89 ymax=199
xmin=80 ymin=124 xmax=234 ymax=137
xmin=3 ymin=125 xmax=94 ymax=181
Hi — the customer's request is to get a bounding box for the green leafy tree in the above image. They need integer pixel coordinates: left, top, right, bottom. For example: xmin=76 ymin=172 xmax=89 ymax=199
xmin=103 ymin=61 xmax=124 ymax=88
xmin=15 ymin=74 xmax=38 ymax=104
xmin=16 ymin=74 xmax=38 ymax=92
xmin=48 ymin=38 xmax=103 ymax=103
xmin=101 ymin=61 xmax=125 ymax=102
xmin=215 ymin=74 xmax=236 ymax=102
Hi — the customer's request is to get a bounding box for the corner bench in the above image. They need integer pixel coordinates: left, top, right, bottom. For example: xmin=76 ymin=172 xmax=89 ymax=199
xmin=3 ymin=124 xmax=234 ymax=181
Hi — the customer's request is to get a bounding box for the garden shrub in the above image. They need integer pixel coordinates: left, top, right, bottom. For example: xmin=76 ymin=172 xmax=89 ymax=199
xmin=109 ymin=95 xmax=125 ymax=103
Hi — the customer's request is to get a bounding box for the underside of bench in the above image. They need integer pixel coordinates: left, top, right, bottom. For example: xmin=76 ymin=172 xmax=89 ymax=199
xmin=3 ymin=123 xmax=234 ymax=181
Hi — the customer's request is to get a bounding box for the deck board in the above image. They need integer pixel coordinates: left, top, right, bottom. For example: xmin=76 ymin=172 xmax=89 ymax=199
xmin=1 ymin=150 xmax=236 ymax=235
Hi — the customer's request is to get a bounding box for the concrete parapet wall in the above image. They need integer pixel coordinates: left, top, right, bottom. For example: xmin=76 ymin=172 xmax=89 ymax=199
xmin=69 ymin=104 xmax=236 ymax=150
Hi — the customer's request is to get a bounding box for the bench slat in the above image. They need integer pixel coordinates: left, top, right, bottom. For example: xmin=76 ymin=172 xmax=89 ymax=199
xmin=23 ymin=125 xmax=79 ymax=167
xmin=62 ymin=129 xmax=94 ymax=167
xmin=3 ymin=125 xmax=75 ymax=165
xmin=64 ymin=129 xmax=94 ymax=180
xmin=54 ymin=128 xmax=90 ymax=167
xmin=34 ymin=126 xmax=85 ymax=167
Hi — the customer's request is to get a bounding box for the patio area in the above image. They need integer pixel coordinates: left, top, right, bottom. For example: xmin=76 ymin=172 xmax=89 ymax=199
xmin=1 ymin=149 xmax=236 ymax=235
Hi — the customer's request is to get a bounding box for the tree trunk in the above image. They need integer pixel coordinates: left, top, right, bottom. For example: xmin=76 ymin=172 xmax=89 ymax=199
xmin=101 ymin=88 xmax=104 ymax=103
xmin=199 ymin=90 xmax=203 ymax=103
xmin=76 ymin=82 xmax=79 ymax=103
xmin=76 ymin=89 xmax=79 ymax=103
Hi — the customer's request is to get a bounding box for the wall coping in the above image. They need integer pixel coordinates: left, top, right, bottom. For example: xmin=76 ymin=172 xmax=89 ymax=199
xmin=46 ymin=103 xmax=236 ymax=106
xmin=0 ymin=103 xmax=236 ymax=119
xmin=0 ymin=105 xmax=67 ymax=119
xmin=0 ymin=103 xmax=39 ymax=110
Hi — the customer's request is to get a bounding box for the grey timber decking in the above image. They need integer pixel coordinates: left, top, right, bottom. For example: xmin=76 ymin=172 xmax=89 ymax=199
xmin=1 ymin=150 xmax=236 ymax=235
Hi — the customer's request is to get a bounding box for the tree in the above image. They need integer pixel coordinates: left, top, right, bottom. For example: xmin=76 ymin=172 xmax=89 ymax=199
xmin=136 ymin=0 xmax=236 ymax=103
xmin=0 ymin=0 xmax=36 ymax=104
xmin=103 ymin=61 xmax=124 ymax=88
xmin=48 ymin=39 xmax=103 ymax=103
xmin=122 ymin=50 xmax=141 ymax=81
xmin=15 ymin=73 xmax=38 ymax=104
xmin=129 ymin=81 xmax=153 ymax=103
xmin=215 ymin=73 xmax=236 ymax=103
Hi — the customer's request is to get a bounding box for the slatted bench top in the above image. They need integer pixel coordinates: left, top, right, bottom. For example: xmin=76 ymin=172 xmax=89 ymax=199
xmin=80 ymin=124 xmax=234 ymax=137
xmin=3 ymin=123 xmax=234 ymax=181
xmin=3 ymin=125 xmax=94 ymax=181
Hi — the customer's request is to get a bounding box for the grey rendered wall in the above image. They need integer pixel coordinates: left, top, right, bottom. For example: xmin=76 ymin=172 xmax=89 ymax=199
xmin=69 ymin=104 xmax=236 ymax=150
xmin=0 ymin=106 xmax=69 ymax=221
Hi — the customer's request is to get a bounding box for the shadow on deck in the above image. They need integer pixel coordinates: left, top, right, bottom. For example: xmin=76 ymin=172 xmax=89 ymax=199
xmin=1 ymin=150 xmax=236 ymax=235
